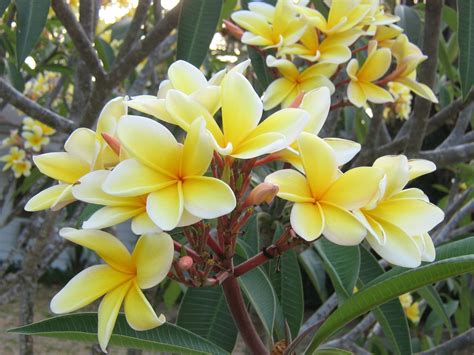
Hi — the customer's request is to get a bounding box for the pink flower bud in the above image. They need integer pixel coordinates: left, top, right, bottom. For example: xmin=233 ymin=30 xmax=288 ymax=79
xmin=224 ymin=20 xmax=244 ymax=40
xmin=178 ymin=256 xmax=193 ymax=271
xmin=246 ymin=182 xmax=279 ymax=206
xmin=101 ymin=133 xmax=121 ymax=156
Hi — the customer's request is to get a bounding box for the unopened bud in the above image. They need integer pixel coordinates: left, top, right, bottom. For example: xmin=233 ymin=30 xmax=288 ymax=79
xmin=224 ymin=19 xmax=244 ymax=40
xmin=288 ymin=91 xmax=305 ymax=108
xmin=101 ymin=133 xmax=121 ymax=156
xmin=178 ymin=256 xmax=193 ymax=271
xmin=246 ymin=182 xmax=279 ymax=206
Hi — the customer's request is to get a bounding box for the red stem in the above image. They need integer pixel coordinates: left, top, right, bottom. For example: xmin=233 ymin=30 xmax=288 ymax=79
xmin=206 ymin=235 xmax=224 ymax=256
xmin=173 ymin=240 xmax=200 ymax=262
xmin=222 ymin=276 xmax=268 ymax=354
xmin=352 ymin=44 xmax=368 ymax=55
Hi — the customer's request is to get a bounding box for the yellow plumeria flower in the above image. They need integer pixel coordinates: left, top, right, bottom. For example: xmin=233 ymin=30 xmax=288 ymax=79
xmin=127 ymin=60 xmax=249 ymax=124
xmin=298 ymin=0 xmax=370 ymax=35
xmin=22 ymin=117 xmax=56 ymax=136
xmin=12 ymin=159 xmax=32 ymax=178
xmin=263 ymin=55 xmax=337 ymax=110
xmin=22 ymin=126 xmax=50 ymax=152
xmin=355 ymin=155 xmax=444 ymax=267
xmin=399 ymin=293 xmax=420 ymax=323
xmin=164 ymin=70 xmax=310 ymax=159
xmin=72 ymin=170 xmax=200 ymax=234
xmin=231 ymin=0 xmax=307 ymax=49
xmin=265 ymin=132 xmax=384 ymax=244
xmin=1 ymin=146 xmax=26 ymax=171
xmin=389 ymin=34 xmax=438 ymax=103
xmin=360 ymin=0 xmax=400 ymax=35
xmin=1 ymin=129 xmax=21 ymax=147
xmin=103 ymin=116 xmax=236 ymax=230
xmin=271 ymin=88 xmax=361 ymax=169
xmin=25 ymin=97 xmax=127 ymax=212
xmin=383 ymin=82 xmax=412 ymax=120
xmin=279 ymin=27 xmax=362 ymax=63
xmin=346 ymin=41 xmax=393 ymax=108
xmin=374 ymin=24 xmax=403 ymax=48
xmin=51 ymin=228 xmax=173 ymax=352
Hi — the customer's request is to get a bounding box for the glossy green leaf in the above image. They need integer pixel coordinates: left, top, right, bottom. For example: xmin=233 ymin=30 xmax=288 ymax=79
xmin=248 ymin=46 xmax=274 ymax=94
xmin=95 ymin=37 xmax=115 ymax=71
xmin=0 ymin=0 xmax=10 ymax=17
xmin=9 ymin=313 xmax=228 ymax=354
xmin=177 ymin=0 xmax=223 ymax=67
xmin=395 ymin=5 xmax=422 ymax=47
xmin=15 ymin=0 xmax=51 ymax=67
xmin=358 ymin=247 xmax=411 ymax=355
xmin=177 ymin=286 xmax=237 ymax=352
xmin=240 ymin=213 xmax=261 ymax=256
xmin=306 ymin=238 xmax=474 ymax=353
xmin=239 ymin=265 xmax=279 ymax=337
xmin=314 ymin=238 xmax=360 ymax=302
xmin=6 ymin=60 xmax=24 ymax=92
xmin=458 ymin=0 xmax=474 ymax=98
xmin=417 ymin=286 xmax=452 ymax=334
xmin=163 ymin=280 xmax=183 ymax=309
xmin=269 ymin=223 xmax=304 ymax=339
xmin=299 ymin=248 xmax=328 ymax=301
xmin=315 ymin=348 xmax=352 ymax=355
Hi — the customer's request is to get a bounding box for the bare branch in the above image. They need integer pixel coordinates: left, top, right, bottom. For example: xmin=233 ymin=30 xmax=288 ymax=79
xmin=434 ymin=200 xmax=474 ymax=244
xmin=438 ymin=102 xmax=474 ymax=148
xmin=417 ymin=142 xmax=474 ymax=167
xmin=418 ymin=328 xmax=474 ymax=355
xmin=108 ymin=3 xmax=181 ymax=87
xmin=450 ymin=221 xmax=474 ymax=238
xmin=51 ymin=0 xmax=106 ymax=82
xmin=299 ymin=293 xmax=338 ymax=334
xmin=404 ymin=0 xmax=443 ymax=154
xmin=116 ymin=0 xmax=152 ymax=60
xmin=0 ymin=77 xmax=75 ymax=132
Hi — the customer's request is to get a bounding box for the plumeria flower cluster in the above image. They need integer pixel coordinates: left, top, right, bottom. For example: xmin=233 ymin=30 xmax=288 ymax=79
xmin=229 ymin=0 xmax=438 ymax=110
xmin=25 ymin=63 xmax=443 ymax=351
xmin=0 ymin=118 xmax=55 ymax=178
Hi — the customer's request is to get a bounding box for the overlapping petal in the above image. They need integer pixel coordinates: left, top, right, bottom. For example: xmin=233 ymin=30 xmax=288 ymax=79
xmin=265 ymin=169 xmax=314 ymax=203
xmin=124 ymin=282 xmax=166 ymax=330
xmin=24 ymin=184 xmax=74 ymax=212
xmin=321 ymin=202 xmax=367 ymax=245
xmin=146 ymin=183 xmax=183 ymax=231
xmin=33 ymin=153 xmax=90 ymax=184
xmin=290 ymin=202 xmax=324 ymax=241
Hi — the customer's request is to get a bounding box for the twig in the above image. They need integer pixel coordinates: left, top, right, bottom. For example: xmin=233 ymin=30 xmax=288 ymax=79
xmin=404 ymin=0 xmax=443 ymax=154
xmin=417 ymin=142 xmax=474 ymax=167
xmin=418 ymin=328 xmax=474 ymax=354
xmin=434 ymin=200 xmax=474 ymax=244
xmin=116 ymin=0 xmax=152 ymax=60
xmin=51 ymin=0 xmax=106 ymax=82
xmin=0 ymin=78 xmax=75 ymax=132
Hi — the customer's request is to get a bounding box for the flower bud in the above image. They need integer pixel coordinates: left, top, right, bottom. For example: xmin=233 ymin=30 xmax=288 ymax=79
xmin=288 ymin=91 xmax=305 ymax=108
xmin=101 ymin=132 xmax=121 ymax=156
xmin=177 ymin=256 xmax=193 ymax=271
xmin=246 ymin=182 xmax=279 ymax=206
xmin=224 ymin=19 xmax=244 ymax=40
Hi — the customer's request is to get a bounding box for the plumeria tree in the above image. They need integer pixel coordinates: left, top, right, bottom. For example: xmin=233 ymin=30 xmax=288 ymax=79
xmin=1 ymin=0 xmax=473 ymax=354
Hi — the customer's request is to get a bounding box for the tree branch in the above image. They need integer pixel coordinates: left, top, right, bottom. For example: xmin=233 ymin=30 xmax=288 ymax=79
xmin=404 ymin=0 xmax=443 ymax=154
xmin=51 ymin=0 xmax=106 ymax=82
xmin=418 ymin=328 xmax=474 ymax=355
xmin=0 ymin=77 xmax=75 ymax=131
xmin=417 ymin=142 xmax=474 ymax=167
xmin=116 ymin=0 xmax=152 ymax=60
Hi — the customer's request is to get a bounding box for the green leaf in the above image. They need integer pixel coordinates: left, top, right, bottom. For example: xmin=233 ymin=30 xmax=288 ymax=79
xmin=306 ymin=238 xmax=474 ymax=353
xmin=95 ymin=37 xmax=115 ymax=71
xmin=417 ymin=286 xmax=452 ymax=334
xmin=358 ymin=247 xmax=411 ymax=355
xmin=299 ymin=248 xmax=328 ymax=301
xmin=314 ymin=238 xmax=360 ymax=302
xmin=163 ymin=280 xmax=183 ymax=309
xmin=0 ymin=0 xmax=10 ymax=17
xmin=9 ymin=313 xmax=229 ymax=354
xmin=238 ymin=265 xmax=279 ymax=337
xmin=315 ymin=348 xmax=353 ymax=355
xmin=438 ymin=37 xmax=458 ymax=83
xmin=177 ymin=286 xmax=237 ymax=352
xmin=458 ymin=0 xmax=474 ymax=98
xmin=240 ymin=213 xmax=261 ymax=256
xmin=6 ymin=60 xmax=24 ymax=92
xmin=177 ymin=0 xmax=223 ymax=67
xmin=269 ymin=223 xmax=304 ymax=339
xmin=76 ymin=204 xmax=102 ymax=228
xmin=15 ymin=0 xmax=51 ymax=67
xmin=248 ymin=46 xmax=274 ymax=94
xmin=218 ymin=0 xmax=237 ymax=28
xmin=395 ymin=5 xmax=422 ymax=47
